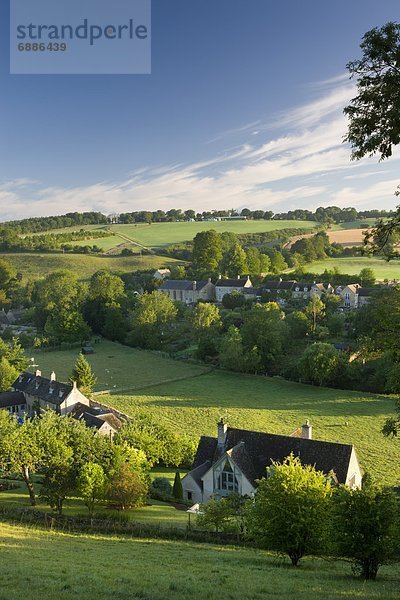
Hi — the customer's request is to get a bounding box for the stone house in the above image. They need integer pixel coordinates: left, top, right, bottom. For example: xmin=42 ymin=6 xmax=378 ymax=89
xmin=310 ymin=282 xmax=334 ymax=297
xmin=0 ymin=391 xmax=27 ymax=419
xmin=153 ymin=268 xmax=171 ymax=280
xmin=158 ymin=279 xmax=215 ymax=304
xmin=336 ymin=284 xmax=360 ymax=309
xmin=291 ymin=282 xmax=314 ymax=300
xmin=215 ymin=276 xmax=253 ymax=303
xmin=70 ymin=403 xmax=122 ymax=438
xmin=182 ymin=419 xmax=362 ymax=504
xmin=5 ymin=370 xmax=90 ymax=417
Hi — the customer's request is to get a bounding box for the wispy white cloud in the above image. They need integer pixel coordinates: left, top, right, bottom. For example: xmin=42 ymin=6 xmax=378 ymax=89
xmin=1 ymin=77 xmax=398 ymax=221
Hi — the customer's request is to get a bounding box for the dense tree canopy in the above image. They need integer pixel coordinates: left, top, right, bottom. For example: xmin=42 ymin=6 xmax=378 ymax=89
xmin=344 ymin=22 xmax=400 ymax=257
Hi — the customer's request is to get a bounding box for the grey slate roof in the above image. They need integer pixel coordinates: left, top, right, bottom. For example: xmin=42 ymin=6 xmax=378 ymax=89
xmin=293 ymin=283 xmax=313 ymax=292
xmin=216 ymin=278 xmax=250 ymax=288
xmin=160 ymin=279 xmax=209 ymax=291
xmin=190 ymin=427 xmax=353 ymax=486
xmin=70 ymin=403 xmax=122 ymax=432
xmin=0 ymin=391 xmax=26 ymax=408
xmin=263 ymin=280 xmax=296 ymax=292
xmin=12 ymin=372 xmax=72 ymax=406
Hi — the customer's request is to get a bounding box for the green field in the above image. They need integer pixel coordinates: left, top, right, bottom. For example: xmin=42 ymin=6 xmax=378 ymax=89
xmin=31 ymin=341 xmax=400 ymax=486
xmin=331 ymin=219 xmax=378 ymax=230
xmin=110 ymin=220 xmax=319 ymax=248
xmin=305 ymin=257 xmax=400 ymax=281
xmin=2 ymin=252 xmax=178 ymax=280
xmin=0 ymin=522 xmax=398 ymax=600
xmin=31 ymin=341 xmax=209 ymax=392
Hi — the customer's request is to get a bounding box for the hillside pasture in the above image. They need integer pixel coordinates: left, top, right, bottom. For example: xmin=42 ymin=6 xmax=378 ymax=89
xmin=1 ymin=252 xmax=179 ymax=280
xmin=30 ymin=340 xmax=210 ymax=392
xmin=102 ymin=369 xmax=400 ymax=486
xmin=305 ymin=257 xmax=400 ymax=280
xmin=111 ymin=220 xmax=319 ymax=248
xmin=30 ymin=343 xmax=400 ymax=485
xmin=0 ymin=522 xmax=398 ymax=600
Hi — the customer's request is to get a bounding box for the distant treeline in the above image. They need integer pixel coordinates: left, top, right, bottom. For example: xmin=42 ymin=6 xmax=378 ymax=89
xmin=117 ymin=207 xmax=391 ymax=225
xmin=1 ymin=212 xmax=108 ymax=234
xmin=0 ymin=206 xmax=392 ymax=234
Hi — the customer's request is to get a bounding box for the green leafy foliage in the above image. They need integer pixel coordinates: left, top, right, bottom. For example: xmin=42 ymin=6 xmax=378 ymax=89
xmin=172 ymin=471 xmax=183 ymax=500
xmin=129 ymin=291 xmax=178 ymax=349
xmin=70 ymin=353 xmax=97 ymax=397
xmin=332 ymin=477 xmax=399 ymax=580
xmin=247 ymin=454 xmax=332 ymax=566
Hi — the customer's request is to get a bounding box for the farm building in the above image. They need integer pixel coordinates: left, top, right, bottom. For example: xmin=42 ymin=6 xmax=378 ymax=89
xmin=182 ymin=419 xmax=362 ymax=504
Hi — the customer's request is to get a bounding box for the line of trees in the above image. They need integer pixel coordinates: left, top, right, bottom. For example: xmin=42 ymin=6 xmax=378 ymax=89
xmin=0 ymin=228 xmax=112 ymax=254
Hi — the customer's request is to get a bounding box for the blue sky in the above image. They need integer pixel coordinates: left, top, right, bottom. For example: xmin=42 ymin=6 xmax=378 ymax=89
xmin=1 ymin=0 xmax=399 ymax=220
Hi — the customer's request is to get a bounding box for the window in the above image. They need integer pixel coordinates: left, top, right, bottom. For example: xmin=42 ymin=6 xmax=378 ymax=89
xmin=187 ymin=491 xmax=193 ymax=501
xmin=345 ymin=292 xmax=350 ymax=300
xmin=215 ymin=459 xmax=239 ymax=494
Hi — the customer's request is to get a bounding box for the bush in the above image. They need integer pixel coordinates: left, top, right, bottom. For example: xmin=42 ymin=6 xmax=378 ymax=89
xmin=150 ymin=477 xmax=173 ymax=501
xmin=332 ymin=477 xmax=399 ymax=580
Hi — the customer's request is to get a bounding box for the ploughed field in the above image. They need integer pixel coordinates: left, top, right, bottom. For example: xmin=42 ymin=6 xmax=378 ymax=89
xmin=0 ymin=522 xmax=398 ymax=600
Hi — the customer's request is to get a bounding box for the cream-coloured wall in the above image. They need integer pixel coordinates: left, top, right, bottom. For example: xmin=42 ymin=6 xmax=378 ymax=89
xmin=60 ymin=388 xmax=90 ymax=415
xmin=181 ymin=473 xmax=203 ymax=504
xmin=345 ymin=447 xmax=363 ymax=489
xmin=201 ymin=455 xmax=255 ymax=502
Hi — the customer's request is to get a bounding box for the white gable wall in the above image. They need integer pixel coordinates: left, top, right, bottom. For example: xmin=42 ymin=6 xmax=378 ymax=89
xmin=181 ymin=473 xmax=203 ymax=504
xmin=201 ymin=454 xmax=255 ymax=502
xmin=345 ymin=447 xmax=362 ymax=489
xmin=60 ymin=388 xmax=90 ymax=415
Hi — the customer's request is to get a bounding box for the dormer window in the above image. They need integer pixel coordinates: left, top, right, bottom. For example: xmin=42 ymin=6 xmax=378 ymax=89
xmin=304 ymin=287 xmax=308 ymax=292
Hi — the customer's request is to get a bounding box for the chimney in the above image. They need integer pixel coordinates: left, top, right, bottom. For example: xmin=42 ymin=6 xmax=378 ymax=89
xmin=218 ymin=274 xmax=222 ymax=280
xmin=237 ymin=275 xmax=240 ymax=279
xmin=72 ymin=381 xmax=77 ymax=389
xmin=217 ymin=418 xmax=227 ymax=447
xmin=192 ymin=280 xmax=197 ymax=291
xmin=35 ymin=369 xmax=41 ymax=377
xmin=50 ymin=371 xmax=56 ymax=381
xmin=59 ymin=389 xmax=63 ymax=398
xmin=208 ymin=277 xmax=212 ymax=283
xmin=301 ymin=419 xmax=312 ymax=440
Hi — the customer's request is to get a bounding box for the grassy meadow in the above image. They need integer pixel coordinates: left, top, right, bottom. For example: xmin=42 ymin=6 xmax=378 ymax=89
xmin=2 ymin=252 xmax=179 ymax=281
xmin=30 ymin=341 xmax=400 ymax=487
xmin=110 ymin=220 xmax=319 ymax=248
xmin=305 ymin=257 xmax=400 ymax=280
xmin=0 ymin=522 xmax=398 ymax=600
xmin=31 ymin=340 xmax=209 ymax=392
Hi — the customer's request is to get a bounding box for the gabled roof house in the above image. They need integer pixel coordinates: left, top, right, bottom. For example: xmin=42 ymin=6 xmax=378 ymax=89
xmin=159 ymin=279 xmax=215 ymax=304
xmin=8 ymin=370 xmax=90 ymax=417
xmin=182 ymin=419 xmax=362 ymax=504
